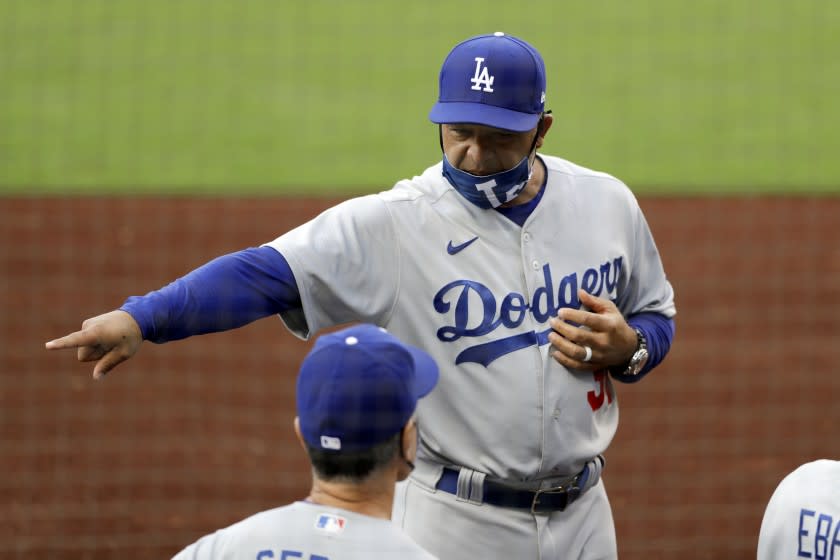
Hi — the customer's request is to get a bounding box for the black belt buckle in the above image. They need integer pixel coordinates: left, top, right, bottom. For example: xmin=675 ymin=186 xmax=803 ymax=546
xmin=530 ymin=481 xmax=582 ymax=514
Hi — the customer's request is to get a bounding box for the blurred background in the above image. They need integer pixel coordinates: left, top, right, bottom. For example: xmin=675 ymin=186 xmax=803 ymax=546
xmin=2 ymin=0 xmax=839 ymax=558
xmin=3 ymin=0 xmax=839 ymax=193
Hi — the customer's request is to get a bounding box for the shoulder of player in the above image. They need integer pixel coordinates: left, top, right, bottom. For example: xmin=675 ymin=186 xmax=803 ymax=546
xmin=223 ymin=502 xmax=302 ymax=530
xmin=172 ymin=504 xmax=297 ymax=557
xmin=225 ymin=502 xmax=360 ymax=541
xmin=376 ymin=161 xmax=450 ymax=205
xmin=778 ymin=459 xmax=840 ymax=490
xmin=542 ymin=154 xmax=627 ymax=188
xmin=316 ymin=161 xmax=446 ymax=215
xmin=542 ymin=154 xmax=639 ymax=206
xmin=286 ymin=503 xmax=436 ymax=557
xmin=764 ymin=459 xmax=840 ymax=518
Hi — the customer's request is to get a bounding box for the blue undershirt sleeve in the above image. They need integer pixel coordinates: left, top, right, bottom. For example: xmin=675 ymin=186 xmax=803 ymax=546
xmin=120 ymin=246 xmax=301 ymax=343
xmin=611 ymin=312 xmax=675 ymax=383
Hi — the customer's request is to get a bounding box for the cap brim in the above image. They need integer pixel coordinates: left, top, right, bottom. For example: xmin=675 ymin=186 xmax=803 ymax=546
xmin=403 ymin=345 xmax=439 ymax=398
xmin=429 ymin=102 xmax=541 ymax=132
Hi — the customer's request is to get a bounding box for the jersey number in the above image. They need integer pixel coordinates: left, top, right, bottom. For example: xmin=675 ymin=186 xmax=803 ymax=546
xmin=587 ymin=370 xmax=614 ymax=411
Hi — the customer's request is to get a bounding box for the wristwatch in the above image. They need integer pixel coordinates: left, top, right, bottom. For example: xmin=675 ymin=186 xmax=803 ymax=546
xmin=614 ymin=328 xmax=649 ymax=376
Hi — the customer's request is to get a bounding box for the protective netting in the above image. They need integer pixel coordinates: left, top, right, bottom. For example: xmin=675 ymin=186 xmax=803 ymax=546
xmin=5 ymin=196 xmax=840 ymax=559
xmin=2 ymin=1 xmax=840 ymax=558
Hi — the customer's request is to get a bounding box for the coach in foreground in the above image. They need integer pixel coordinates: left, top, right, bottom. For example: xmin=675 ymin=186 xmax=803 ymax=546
xmin=172 ymin=324 xmax=439 ymax=559
xmin=47 ymin=32 xmax=676 ymax=559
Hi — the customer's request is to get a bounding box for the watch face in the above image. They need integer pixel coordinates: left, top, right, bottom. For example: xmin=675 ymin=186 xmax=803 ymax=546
xmin=631 ymin=348 xmax=650 ymax=374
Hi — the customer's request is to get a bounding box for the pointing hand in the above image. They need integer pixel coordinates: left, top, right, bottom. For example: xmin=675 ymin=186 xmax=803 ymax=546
xmin=45 ymin=310 xmax=143 ymax=380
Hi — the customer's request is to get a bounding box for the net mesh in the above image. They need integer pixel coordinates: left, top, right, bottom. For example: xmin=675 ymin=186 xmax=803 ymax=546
xmin=2 ymin=1 xmax=840 ymax=558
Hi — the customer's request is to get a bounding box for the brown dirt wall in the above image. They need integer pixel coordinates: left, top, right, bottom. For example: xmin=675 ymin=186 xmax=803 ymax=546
xmin=2 ymin=195 xmax=839 ymax=559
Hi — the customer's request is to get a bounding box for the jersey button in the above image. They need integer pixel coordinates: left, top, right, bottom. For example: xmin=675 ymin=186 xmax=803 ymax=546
xmin=523 ymin=232 xmax=531 ymax=242
xmin=531 ymin=260 xmax=540 ymax=270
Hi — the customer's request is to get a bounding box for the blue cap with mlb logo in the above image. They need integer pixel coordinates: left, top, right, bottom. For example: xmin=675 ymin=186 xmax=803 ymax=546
xmin=296 ymin=324 xmax=439 ymax=452
xmin=429 ymin=32 xmax=547 ymax=132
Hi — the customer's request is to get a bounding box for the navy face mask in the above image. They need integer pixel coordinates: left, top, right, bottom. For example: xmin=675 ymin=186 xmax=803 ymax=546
xmin=442 ymin=154 xmax=532 ymax=209
xmin=440 ymin=121 xmax=542 ymax=209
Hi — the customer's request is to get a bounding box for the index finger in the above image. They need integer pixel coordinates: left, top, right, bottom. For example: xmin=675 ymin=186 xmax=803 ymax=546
xmin=45 ymin=329 xmax=97 ymax=350
xmin=556 ymin=307 xmax=609 ymax=331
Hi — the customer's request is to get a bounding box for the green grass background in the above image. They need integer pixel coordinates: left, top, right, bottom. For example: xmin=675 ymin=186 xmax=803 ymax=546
xmin=1 ymin=0 xmax=838 ymax=194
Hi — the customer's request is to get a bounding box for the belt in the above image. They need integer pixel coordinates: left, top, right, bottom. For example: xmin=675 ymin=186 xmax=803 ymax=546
xmin=435 ymin=464 xmax=592 ymax=514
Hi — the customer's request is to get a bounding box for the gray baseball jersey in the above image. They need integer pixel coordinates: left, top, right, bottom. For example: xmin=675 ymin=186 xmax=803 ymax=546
xmin=758 ymin=460 xmax=840 ymax=560
xmin=267 ymin=154 xmax=676 ymax=482
xmin=171 ymin=501 xmax=437 ymax=560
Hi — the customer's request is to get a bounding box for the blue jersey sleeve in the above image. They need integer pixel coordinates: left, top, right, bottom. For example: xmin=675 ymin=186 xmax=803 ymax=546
xmin=120 ymin=246 xmax=300 ymax=343
xmin=611 ymin=312 xmax=675 ymax=383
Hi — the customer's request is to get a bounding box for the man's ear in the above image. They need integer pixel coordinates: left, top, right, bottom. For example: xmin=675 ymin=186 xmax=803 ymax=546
xmin=536 ymin=113 xmax=554 ymax=149
xmin=401 ymin=418 xmax=418 ymax=464
xmin=293 ymin=417 xmax=308 ymax=453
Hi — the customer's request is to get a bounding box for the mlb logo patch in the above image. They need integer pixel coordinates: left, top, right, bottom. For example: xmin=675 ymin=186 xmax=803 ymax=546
xmin=320 ymin=435 xmax=341 ymax=450
xmin=315 ymin=513 xmax=346 ymax=534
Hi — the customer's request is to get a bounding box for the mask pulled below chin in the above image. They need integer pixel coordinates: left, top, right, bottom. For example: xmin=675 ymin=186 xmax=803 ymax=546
xmin=441 ymin=154 xmax=532 ymax=209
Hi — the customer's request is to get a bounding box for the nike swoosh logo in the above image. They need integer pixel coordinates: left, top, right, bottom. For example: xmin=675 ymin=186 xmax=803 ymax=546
xmin=447 ymin=236 xmax=479 ymax=255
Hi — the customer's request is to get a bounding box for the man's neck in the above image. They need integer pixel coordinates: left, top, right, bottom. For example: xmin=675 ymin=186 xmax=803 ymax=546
xmin=306 ymin=474 xmax=396 ymax=519
xmin=503 ymin=155 xmax=545 ymax=208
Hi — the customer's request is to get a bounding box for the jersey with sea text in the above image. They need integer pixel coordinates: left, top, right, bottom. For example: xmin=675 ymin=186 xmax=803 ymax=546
xmin=171 ymin=501 xmax=436 ymax=560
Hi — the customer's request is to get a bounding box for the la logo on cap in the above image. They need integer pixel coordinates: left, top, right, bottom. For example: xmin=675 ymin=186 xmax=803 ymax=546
xmin=470 ymin=57 xmax=494 ymax=92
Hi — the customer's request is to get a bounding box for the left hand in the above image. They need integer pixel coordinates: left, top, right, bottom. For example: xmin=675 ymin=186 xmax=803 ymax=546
xmin=548 ymin=289 xmax=637 ymax=371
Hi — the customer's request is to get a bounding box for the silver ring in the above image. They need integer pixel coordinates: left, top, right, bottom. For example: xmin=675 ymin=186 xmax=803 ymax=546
xmin=582 ymin=345 xmax=593 ymax=363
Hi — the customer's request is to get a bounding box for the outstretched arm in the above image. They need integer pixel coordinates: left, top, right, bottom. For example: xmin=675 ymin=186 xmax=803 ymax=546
xmin=45 ymin=246 xmax=300 ymax=379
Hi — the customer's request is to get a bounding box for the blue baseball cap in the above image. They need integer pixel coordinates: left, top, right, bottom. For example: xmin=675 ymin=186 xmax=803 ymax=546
xmin=296 ymin=324 xmax=439 ymax=453
xmin=429 ymin=32 xmax=547 ymax=132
